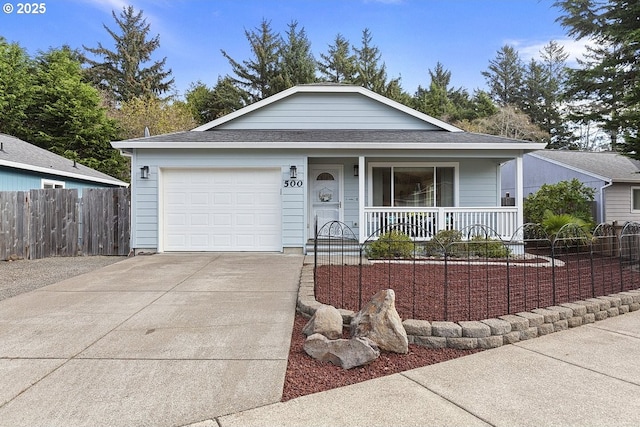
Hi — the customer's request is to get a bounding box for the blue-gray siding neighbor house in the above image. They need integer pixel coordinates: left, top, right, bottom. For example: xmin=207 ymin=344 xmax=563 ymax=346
xmin=501 ymin=150 xmax=640 ymax=225
xmin=111 ymin=84 xmax=545 ymax=254
xmin=0 ymin=133 xmax=128 ymax=191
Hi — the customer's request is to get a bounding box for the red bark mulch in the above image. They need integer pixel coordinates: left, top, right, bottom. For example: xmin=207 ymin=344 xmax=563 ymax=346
xmin=282 ymin=313 xmax=481 ymax=401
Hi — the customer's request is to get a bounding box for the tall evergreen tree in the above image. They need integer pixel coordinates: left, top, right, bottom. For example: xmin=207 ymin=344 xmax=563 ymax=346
xmin=555 ymin=0 xmax=640 ymax=154
xmin=280 ymin=21 xmax=316 ymax=87
xmin=28 ymin=47 xmax=125 ymax=178
xmin=317 ymin=34 xmax=355 ymax=83
xmin=83 ymin=5 xmax=174 ymax=103
xmin=185 ymin=77 xmax=248 ymax=125
xmin=482 ymin=45 xmax=525 ymax=107
xmin=413 ymin=62 xmax=457 ymax=120
xmin=221 ymin=19 xmax=284 ymax=103
xmin=0 ymin=37 xmax=33 ymax=138
xmin=352 ymin=28 xmax=390 ymax=93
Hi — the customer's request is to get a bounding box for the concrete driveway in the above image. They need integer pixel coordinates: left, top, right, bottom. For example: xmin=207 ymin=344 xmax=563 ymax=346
xmin=0 ymin=253 xmax=303 ymax=427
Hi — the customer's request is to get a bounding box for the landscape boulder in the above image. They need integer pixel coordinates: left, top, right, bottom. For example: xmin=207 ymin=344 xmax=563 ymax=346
xmin=303 ymin=333 xmax=380 ymax=369
xmin=350 ymin=289 xmax=408 ymax=354
xmin=302 ymin=304 xmax=343 ymax=339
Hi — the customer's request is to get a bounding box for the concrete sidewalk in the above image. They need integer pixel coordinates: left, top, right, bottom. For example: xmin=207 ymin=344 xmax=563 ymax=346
xmin=0 ymin=253 xmax=303 ymax=427
xmin=218 ymin=306 xmax=640 ymax=427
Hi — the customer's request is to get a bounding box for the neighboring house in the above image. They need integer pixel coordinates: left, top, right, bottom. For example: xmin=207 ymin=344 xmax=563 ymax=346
xmin=0 ymin=133 xmax=127 ymax=191
xmin=501 ymin=150 xmax=640 ymax=225
xmin=111 ymin=84 xmax=545 ymax=254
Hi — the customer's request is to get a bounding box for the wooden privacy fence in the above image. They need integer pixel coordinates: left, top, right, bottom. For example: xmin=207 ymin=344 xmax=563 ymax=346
xmin=0 ymin=188 xmax=130 ymax=260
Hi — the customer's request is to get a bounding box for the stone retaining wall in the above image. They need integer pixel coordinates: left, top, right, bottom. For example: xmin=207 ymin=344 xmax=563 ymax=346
xmin=297 ymin=261 xmax=640 ymax=350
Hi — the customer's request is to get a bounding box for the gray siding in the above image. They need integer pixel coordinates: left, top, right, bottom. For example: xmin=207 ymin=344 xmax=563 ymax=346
xmin=502 ymin=154 xmax=607 ymax=222
xmin=604 ymin=184 xmax=640 ymax=224
xmin=217 ymin=93 xmax=440 ymax=130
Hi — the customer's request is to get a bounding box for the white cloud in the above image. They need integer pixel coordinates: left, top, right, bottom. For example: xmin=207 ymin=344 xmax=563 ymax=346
xmin=75 ymin=0 xmax=129 ymax=13
xmin=506 ymin=37 xmax=595 ymax=66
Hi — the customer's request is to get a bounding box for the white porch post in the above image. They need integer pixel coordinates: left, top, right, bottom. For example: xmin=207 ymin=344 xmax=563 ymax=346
xmin=358 ymin=155 xmax=365 ymax=243
xmin=516 ymin=153 xmax=524 ymax=234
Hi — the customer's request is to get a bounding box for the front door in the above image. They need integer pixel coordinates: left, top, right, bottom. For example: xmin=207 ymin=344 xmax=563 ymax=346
xmin=309 ymin=165 xmax=343 ymax=236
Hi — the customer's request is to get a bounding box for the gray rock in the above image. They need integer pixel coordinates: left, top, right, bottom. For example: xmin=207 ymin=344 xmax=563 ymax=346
xmin=499 ymin=314 xmax=530 ymax=331
xmin=478 ymin=335 xmax=503 ymax=349
xmin=531 ymin=308 xmax=560 ymax=323
xmin=303 ymin=304 xmax=343 ymax=339
xmin=459 ymin=321 xmax=491 ymax=338
xmin=447 ymin=337 xmax=477 ymax=350
xmin=431 ymin=321 xmax=462 ymax=338
xmin=350 ymin=289 xmax=408 ymax=354
xmin=402 ymin=319 xmax=431 ymax=336
xmin=303 ymin=333 xmax=380 ymax=370
xmin=516 ymin=312 xmax=545 ymax=327
xmin=413 ymin=336 xmax=447 ymax=349
xmin=481 ymin=318 xmax=512 ymax=335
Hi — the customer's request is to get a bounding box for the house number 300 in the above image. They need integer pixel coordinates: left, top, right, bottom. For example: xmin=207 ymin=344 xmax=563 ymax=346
xmin=284 ymin=180 xmax=303 ymax=187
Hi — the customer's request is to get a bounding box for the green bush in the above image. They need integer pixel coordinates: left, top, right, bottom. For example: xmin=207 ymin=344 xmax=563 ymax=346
xmin=426 ymin=229 xmax=510 ymax=258
xmin=524 ymin=179 xmax=595 ymax=224
xmin=466 ymin=235 xmax=511 ymax=258
xmin=541 ymin=210 xmax=592 ymax=243
xmin=424 ymin=229 xmax=462 ymax=257
xmin=365 ymin=230 xmax=414 ymax=259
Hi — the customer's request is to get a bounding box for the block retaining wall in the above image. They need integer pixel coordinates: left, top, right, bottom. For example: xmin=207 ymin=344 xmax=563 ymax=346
xmin=297 ymin=261 xmax=640 ymax=350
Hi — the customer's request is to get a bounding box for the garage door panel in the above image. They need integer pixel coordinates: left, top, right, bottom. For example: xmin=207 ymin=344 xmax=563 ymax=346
xmin=163 ymin=168 xmax=282 ymax=251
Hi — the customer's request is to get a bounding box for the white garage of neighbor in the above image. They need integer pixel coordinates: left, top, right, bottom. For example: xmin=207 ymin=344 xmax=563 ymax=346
xmin=161 ymin=168 xmax=282 ymax=251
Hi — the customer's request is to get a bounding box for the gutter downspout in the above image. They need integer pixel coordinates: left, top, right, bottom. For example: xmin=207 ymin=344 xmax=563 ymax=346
xmin=599 ymin=181 xmax=613 ymax=223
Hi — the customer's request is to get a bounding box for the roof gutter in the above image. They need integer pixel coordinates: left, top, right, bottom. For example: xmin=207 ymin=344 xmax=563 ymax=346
xmin=110 ymin=141 xmax=547 ymax=151
xmin=0 ymin=159 xmax=128 ymax=187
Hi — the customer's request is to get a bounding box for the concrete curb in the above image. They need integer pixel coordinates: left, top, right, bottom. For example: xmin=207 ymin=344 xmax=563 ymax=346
xmin=297 ymin=259 xmax=640 ymax=350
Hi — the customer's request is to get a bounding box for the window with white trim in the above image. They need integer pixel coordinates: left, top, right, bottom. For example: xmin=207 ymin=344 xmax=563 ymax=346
xmin=41 ymin=179 xmax=65 ymax=189
xmin=370 ymin=163 xmax=456 ymax=207
xmin=632 ymin=187 xmax=640 ymax=212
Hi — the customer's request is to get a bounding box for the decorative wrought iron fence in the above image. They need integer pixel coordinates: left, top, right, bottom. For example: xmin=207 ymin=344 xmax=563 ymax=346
xmin=313 ymin=220 xmax=640 ymax=322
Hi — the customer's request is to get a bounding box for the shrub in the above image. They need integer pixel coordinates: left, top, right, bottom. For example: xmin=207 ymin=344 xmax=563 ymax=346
xmin=466 ymin=235 xmax=511 ymax=258
xmin=524 ymin=179 xmax=595 ymax=224
xmin=541 ymin=210 xmax=592 ymax=243
xmin=365 ymin=230 xmax=414 ymax=259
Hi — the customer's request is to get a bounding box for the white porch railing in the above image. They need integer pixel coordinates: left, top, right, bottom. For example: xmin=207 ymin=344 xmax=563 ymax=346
xmin=363 ymin=207 xmax=519 ymax=240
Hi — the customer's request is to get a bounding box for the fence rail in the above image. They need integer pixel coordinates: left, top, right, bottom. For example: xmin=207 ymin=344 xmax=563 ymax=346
xmin=363 ymin=206 xmax=518 ymax=240
xmin=0 ymin=188 xmax=130 ymax=260
xmin=314 ymin=220 xmax=640 ymax=322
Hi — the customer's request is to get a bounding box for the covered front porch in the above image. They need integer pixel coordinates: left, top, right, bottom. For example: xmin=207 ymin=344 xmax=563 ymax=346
xmin=308 ymin=154 xmax=525 ymax=243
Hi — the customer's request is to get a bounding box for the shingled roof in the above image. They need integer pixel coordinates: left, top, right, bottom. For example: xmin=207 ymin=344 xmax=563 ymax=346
xmin=113 ymin=129 xmax=540 ymax=147
xmin=0 ymin=134 xmax=127 ymax=186
xmin=531 ymin=150 xmax=640 ymax=183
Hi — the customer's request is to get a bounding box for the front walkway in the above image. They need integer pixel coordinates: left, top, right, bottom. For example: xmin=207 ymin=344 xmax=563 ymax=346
xmin=0 ymin=253 xmax=303 ymax=427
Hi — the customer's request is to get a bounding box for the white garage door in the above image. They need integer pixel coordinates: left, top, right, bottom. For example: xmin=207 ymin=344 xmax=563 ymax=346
xmin=162 ymin=168 xmax=282 ymax=251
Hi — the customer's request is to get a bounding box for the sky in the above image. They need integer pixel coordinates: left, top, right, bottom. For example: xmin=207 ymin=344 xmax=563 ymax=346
xmin=0 ymin=0 xmax=590 ymax=99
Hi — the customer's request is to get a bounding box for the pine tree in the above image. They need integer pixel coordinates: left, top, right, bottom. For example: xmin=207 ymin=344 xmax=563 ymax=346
xmin=281 ymin=21 xmax=316 ymax=87
xmin=317 ymin=34 xmax=356 ymax=83
xmin=352 ymin=28 xmax=389 ymax=93
xmin=83 ymin=5 xmax=174 ymax=103
xmin=555 ymin=0 xmax=640 ymax=154
xmin=221 ymin=19 xmax=284 ymax=103
xmin=482 ymin=45 xmax=525 ymax=107
xmin=185 ymin=77 xmax=248 ymax=125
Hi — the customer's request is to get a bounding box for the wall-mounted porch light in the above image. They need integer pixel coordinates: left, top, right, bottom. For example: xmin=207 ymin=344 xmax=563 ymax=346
xmin=289 ymin=165 xmax=297 ymax=179
xmin=140 ymin=165 xmax=150 ymax=179
xmin=354 ymin=164 xmax=359 ymax=177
